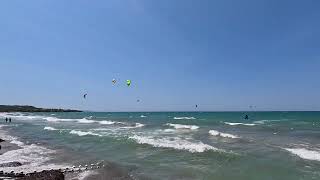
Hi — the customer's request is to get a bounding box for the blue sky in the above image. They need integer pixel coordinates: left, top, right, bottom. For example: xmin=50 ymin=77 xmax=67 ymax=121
xmin=0 ymin=0 xmax=319 ymax=111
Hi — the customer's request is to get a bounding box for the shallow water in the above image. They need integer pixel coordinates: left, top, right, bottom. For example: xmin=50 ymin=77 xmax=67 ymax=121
xmin=1 ymin=111 xmax=320 ymax=179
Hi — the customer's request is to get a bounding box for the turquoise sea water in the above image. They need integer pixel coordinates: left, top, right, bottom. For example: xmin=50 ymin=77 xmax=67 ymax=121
xmin=1 ymin=111 xmax=320 ymax=179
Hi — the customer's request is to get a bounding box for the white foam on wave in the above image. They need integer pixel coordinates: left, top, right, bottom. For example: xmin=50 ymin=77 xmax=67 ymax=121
xmin=129 ymin=135 xmax=217 ymax=153
xmin=69 ymin=130 xmax=102 ymax=137
xmin=224 ymin=122 xmax=256 ymax=126
xmin=44 ymin=117 xmax=77 ymax=122
xmin=77 ymin=118 xmax=96 ymax=124
xmin=0 ymin=127 xmax=68 ymax=173
xmin=253 ymin=119 xmax=288 ymax=124
xmin=173 ymin=117 xmax=196 ymax=120
xmin=99 ymin=120 xmax=116 ymax=125
xmin=120 ymin=123 xmax=145 ymax=129
xmin=163 ymin=129 xmax=176 ymax=133
xmin=77 ymin=170 xmax=99 ymax=180
xmin=0 ymin=143 xmax=68 ymax=173
xmin=166 ymin=123 xmax=199 ymax=130
xmin=10 ymin=140 xmax=25 ymax=146
xmin=209 ymin=130 xmax=239 ymax=139
xmin=0 ymin=112 xmax=44 ymax=120
xmin=284 ymin=148 xmax=320 ymax=161
xmin=140 ymin=115 xmax=147 ymax=118
xmin=44 ymin=126 xmax=58 ymax=131
xmin=253 ymin=120 xmax=268 ymax=124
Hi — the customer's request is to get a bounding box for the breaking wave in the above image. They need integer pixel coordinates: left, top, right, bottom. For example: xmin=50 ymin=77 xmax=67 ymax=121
xmin=44 ymin=126 xmax=58 ymax=131
xmin=284 ymin=148 xmax=320 ymax=161
xmin=99 ymin=120 xmax=116 ymax=125
xmin=129 ymin=135 xmax=217 ymax=153
xmin=224 ymin=122 xmax=256 ymax=126
xmin=0 ymin=127 xmax=68 ymax=173
xmin=77 ymin=118 xmax=96 ymax=124
xmin=209 ymin=130 xmax=239 ymax=139
xmin=166 ymin=123 xmax=199 ymax=130
xmin=173 ymin=117 xmax=196 ymax=120
xmin=70 ymin=130 xmax=101 ymax=137
xmin=120 ymin=123 xmax=145 ymax=129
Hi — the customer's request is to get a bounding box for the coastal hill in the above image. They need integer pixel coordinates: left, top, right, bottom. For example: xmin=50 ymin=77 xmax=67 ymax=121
xmin=0 ymin=105 xmax=82 ymax=112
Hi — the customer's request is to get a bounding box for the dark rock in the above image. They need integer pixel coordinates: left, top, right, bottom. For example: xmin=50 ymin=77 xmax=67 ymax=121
xmin=0 ymin=162 xmax=22 ymax=167
xmin=19 ymin=170 xmax=64 ymax=180
xmin=0 ymin=138 xmax=4 ymax=143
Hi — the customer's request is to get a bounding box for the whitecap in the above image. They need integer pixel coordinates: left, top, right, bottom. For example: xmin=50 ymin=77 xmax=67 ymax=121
xmin=209 ymin=130 xmax=239 ymax=139
xmin=173 ymin=117 xmax=196 ymax=120
xmin=44 ymin=126 xmax=58 ymax=131
xmin=120 ymin=123 xmax=145 ymax=129
xmin=0 ymin=130 xmax=69 ymax=173
xmin=224 ymin=122 xmax=256 ymax=126
xmin=69 ymin=130 xmax=101 ymax=137
xmin=129 ymin=135 xmax=217 ymax=153
xmin=10 ymin=140 xmax=25 ymax=146
xmin=163 ymin=129 xmax=176 ymax=133
xmin=284 ymin=148 xmax=320 ymax=161
xmin=77 ymin=118 xmax=96 ymax=124
xmin=166 ymin=123 xmax=199 ymax=130
xmin=140 ymin=115 xmax=147 ymax=118
xmin=99 ymin=120 xmax=116 ymax=125
xmin=253 ymin=119 xmax=289 ymax=124
xmin=43 ymin=117 xmax=77 ymax=122
xmin=0 ymin=143 xmax=68 ymax=173
xmin=77 ymin=170 xmax=99 ymax=180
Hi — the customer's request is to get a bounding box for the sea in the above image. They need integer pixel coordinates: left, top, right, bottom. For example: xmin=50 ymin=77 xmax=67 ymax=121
xmin=0 ymin=111 xmax=320 ymax=180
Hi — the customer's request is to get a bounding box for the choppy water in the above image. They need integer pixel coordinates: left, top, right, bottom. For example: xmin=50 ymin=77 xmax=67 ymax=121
xmin=1 ymin=111 xmax=320 ymax=179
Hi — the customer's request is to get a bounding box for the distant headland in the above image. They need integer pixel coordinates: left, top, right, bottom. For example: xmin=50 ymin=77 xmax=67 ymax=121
xmin=0 ymin=105 xmax=82 ymax=112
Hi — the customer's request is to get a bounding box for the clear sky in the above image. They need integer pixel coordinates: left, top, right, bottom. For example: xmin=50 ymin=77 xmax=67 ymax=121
xmin=0 ymin=0 xmax=319 ymax=111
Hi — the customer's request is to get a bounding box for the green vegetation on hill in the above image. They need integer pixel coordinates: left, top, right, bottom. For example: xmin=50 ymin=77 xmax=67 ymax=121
xmin=0 ymin=105 xmax=81 ymax=112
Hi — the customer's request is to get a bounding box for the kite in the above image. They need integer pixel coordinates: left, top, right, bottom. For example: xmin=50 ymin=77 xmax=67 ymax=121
xmin=126 ymin=80 xmax=131 ymax=87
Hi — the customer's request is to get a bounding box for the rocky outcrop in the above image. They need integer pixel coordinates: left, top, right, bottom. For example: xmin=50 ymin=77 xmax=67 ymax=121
xmin=0 ymin=138 xmax=4 ymax=143
xmin=19 ymin=170 xmax=64 ymax=180
xmin=0 ymin=162 xmax=22 ymax=167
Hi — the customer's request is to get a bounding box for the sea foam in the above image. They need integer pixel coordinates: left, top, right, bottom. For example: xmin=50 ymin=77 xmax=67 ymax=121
xmin=120 ymin=123 xmax=145 ymax=129
xmin=99 ymin=120 xmax=116 ymax=125
xmin=209 ymin=130 xmax=239 ymax=139
xmin=70 ymin=130 xmax=101 ymax=137
xmin=44 ymin=117 xmax=77 ymax=122
xmin=284 ymin=148 xmax=320 ymax=161
xmin=77 ymin=118 xmax=96 ymax=124
xmin=166 ymin=123 xmax=199 ymax=130
xmin=129 ymin=135 xmax=217 ymax=153
xmin=44 ymin=126 xmax=58 ymax=131
xmin=0 ymin=128 xmax=68 ymax=173
xmin=173 ymin=117 xmax=196 ymax=120
xmin=224 ymin=122 xmax=256 ymax=126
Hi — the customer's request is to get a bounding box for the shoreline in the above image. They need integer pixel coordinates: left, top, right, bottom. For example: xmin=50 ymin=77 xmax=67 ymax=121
xmin=0 ymin=125 xmax=135 ymax=180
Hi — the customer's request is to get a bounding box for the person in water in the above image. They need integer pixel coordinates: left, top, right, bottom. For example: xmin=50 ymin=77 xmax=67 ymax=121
xmin=245 ymin=115 xmax=249 ymax=120
xmin=9 ymin=118 xmax=11 ymax=123
xmin=5 ymin=117 xmax=8 ymax=123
